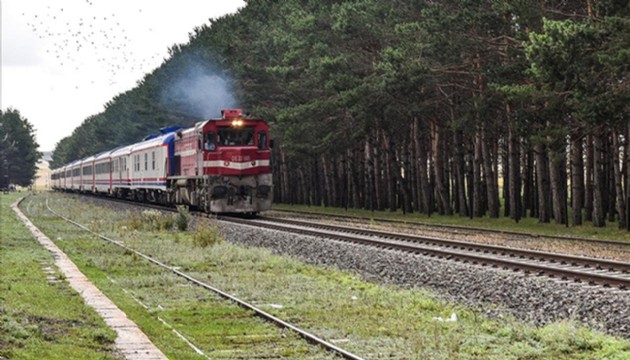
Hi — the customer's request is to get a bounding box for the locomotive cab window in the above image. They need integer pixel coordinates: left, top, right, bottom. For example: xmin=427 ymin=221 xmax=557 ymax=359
xmin=257 ymin=131 xmax=267 ymax=150
xmin=204 ymin=132 xmax=216 ymax=151
xmin=217 ymin=126 xmax=255 ymax=146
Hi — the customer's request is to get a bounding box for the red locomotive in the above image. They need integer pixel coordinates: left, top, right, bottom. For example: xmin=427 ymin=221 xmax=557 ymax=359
xmin=51 ymin=109 xmax=273 ymax=215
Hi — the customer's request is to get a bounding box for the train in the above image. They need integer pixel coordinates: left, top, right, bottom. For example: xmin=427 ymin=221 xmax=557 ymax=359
xmin=50 ymin=109 xmax=272 ymax=215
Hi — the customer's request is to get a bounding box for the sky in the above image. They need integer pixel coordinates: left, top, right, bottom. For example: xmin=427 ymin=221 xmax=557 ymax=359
xmin=1 ymin=0 xmax=245 ymax=151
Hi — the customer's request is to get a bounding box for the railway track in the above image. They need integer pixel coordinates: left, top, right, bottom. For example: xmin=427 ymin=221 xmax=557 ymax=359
xmin=54 ymin=194 xmax=630 ymax=289
xmin=44 ymin=197 xmax=365 ymax=360
xmin=270 ymin=209 xmax=630 ymax=249
xmin=220 ymin=216 xmax=630 ymax=290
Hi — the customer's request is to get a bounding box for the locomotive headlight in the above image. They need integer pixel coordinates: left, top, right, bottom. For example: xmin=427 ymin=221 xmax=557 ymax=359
xmin=231 ymin=119 xmax=244 ymax=127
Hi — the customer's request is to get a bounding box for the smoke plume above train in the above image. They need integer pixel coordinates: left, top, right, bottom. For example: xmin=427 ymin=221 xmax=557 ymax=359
xmin=160 ymin=57 xmax=238 ymax=119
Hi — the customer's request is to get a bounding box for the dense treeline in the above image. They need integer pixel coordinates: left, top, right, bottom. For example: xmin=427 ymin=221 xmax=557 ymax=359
xmin=0 ymin=108 xmax=41 ymax=187
xmin=52 ymin=0 xmax=629 ymax=227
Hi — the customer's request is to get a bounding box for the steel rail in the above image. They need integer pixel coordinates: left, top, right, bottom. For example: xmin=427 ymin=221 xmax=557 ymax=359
xmin=257 ymin=217 xmax=630 ymax=274
xmin=45 ymin=199 xmax=365 ymax=360
xmin=221 ymin=217 xmax=630 ymax=290
xmin=56 ymin=194 xmax=630 ymax=288
xmin=271 ymin=209 xmax=630 ymax=248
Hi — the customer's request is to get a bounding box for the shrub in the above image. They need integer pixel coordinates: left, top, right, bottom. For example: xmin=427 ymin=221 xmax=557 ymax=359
xmin=175 ymin=205 xmax=191 ymax=231
xmin=192 ymin=224 xmax=223 ymax=247
xmin=142 ymin=209 xmax=173 ymax=231
xmin=126 ymin=212 xmax=144 ymax=231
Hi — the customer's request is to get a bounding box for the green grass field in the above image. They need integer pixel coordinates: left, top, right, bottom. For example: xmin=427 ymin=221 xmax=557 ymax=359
xmin=10 ymin=192 xmax=629 ymax=359
xmin=0 ymin=192 xmax=119 ymax=359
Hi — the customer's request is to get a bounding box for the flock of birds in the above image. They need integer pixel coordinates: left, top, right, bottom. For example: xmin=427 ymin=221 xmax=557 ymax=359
xmin=21 ymin=1 xmax=165 ymax=87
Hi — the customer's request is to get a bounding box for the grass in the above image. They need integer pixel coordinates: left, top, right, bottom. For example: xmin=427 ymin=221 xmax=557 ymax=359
xmin=23 ymin=193 xmax=332 ymax=359
xmin=272 ymin=203 xmax=630 ymax=243
xmin=0 ymin=191 xmax=119 ymax=359
xmin=20 ymin=192 xmax=630 ymax=359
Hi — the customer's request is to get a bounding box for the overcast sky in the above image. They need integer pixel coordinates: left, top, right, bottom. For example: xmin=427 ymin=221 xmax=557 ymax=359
xmin=1 ymin=0 xmax=245 ymax=151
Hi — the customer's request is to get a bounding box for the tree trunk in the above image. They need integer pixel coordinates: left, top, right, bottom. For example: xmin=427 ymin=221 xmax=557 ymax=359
xmin=354 ymin=149 xmax=361 ymax=208
xmin=322 ymin=155 xmax=333 ymax=207
xmin=592 ymin=132 xmax=605 ymax=227
xmin=503 ymin=139 xmax=510 ymax=218
xmin=481 ymin=121 xmax=499 ymax=218
xmin=508 ymin=110 xmax=521 ymax=222
xmin=548 ymin=149 xmax=567 ymax=224
xmin=409 ymin=126 xmax=419 ymax=212
xmin=453 ymin=130 xmax=468 ymax=216
xmin=612 ymin=130 xmax=626 ymax=229
xmin=401 ymin=138 xmax=413 ymax=214
xmin=281 ymin=149 xmax=290 ymax=204
xmin=626 ymin=121 xmax=630 ymax=229
xmin=534 ymin=142 xmax=551 ymax=223
xmin=382 ymin=130 xmax=397 ymax=212
xmin=472 ymin=124 xmax=484 ymax=217
xmin=431 ymin=118 xmax=452 ymax=215
xmin=570 ymin=133 xmax=584 ymax=225
xmin=313 ymin=158 xmax=322 ymax=206
xmin=522 ymin=145 xmax=535 ymax=218
xmin=364 ymin=139 xmax=374 ymax=211
xmin=602 ymin=132 xmax=617 ymax=222
xmin=585 ymin=134 xmax=594 ymax=221
xmin=373 ymin=132 xmax=384 ymax=211
xmin=414 ymin=117 xmax=431 ymax=213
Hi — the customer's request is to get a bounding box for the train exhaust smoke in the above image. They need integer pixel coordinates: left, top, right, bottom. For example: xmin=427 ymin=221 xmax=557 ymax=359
xmin=161 ymin=60 xmax=238 ymax=120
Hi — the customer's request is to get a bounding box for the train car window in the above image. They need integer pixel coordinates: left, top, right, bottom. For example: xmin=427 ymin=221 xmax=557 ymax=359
xmin=204 ymin=132 xmax=216 ymax=151
xmin=144 ymin=153 xmax=148 ymax=171
xmin=257 ymin=131 xmax=267 ymax=150
xmin=217 ymin=126 xmax=255 ymax=146
xmin=152 ymin=152 xmax=155 ymax=170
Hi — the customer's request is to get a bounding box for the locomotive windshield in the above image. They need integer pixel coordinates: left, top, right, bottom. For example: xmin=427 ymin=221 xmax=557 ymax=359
xmin=217 ymin=126 xmax=255 ymax=146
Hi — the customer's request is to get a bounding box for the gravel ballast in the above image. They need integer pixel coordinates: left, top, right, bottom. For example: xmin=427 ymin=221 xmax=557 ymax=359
xmin=219 ymin=221 xmax=630 ymax=338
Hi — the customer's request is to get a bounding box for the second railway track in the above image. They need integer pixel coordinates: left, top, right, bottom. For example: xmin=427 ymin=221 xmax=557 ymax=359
xmin=270 ymin=209 xmax=630 ymax=249
xmin=221 ymin=216 xmax=630 ymax=290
